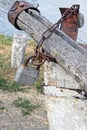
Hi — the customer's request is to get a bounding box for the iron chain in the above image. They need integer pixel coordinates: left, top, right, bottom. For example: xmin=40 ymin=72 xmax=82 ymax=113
xmin=28 ymin=4 xmax=79 ymax=66
xmin=36 ymin=4 xmax=79 ymax=49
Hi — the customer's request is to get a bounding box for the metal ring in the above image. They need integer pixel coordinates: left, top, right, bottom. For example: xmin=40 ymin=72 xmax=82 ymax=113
xmin=32 ymin=56 xmax=45 ymax=66
xmin=24 ymin=54 xmax=37 ymax=66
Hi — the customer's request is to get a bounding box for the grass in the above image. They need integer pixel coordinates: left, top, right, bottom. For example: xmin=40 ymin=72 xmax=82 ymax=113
xmin=0 ymin=34 xmax=12 ymax=45
xmin=0 ymin=56 xmax=11 ymax=77
xmin=0 ymin=35 xmax=24 ymax=92
xmin=13 ymin=97 xmax=40 ymax=116
xmin=0 ymin=34 xmax=45 ymax=121
xmin=27 ymin=39 xmax=36 ymax=47
xmin=0 ymin=100 xmax=5 ymax=111
xmin=0 ymin=44 xmax=24 ymax=92
xmin=35 ymin=78 xmax=44 ymax=93
xmin=0 ymin=76 xmax=24 ymax=92
xmin=0 ymin=106 xmax=5 ymax=110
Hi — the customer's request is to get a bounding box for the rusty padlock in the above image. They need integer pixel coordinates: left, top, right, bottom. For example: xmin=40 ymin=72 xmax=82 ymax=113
xmin=14 ymin=55 xmax=40 ymax=86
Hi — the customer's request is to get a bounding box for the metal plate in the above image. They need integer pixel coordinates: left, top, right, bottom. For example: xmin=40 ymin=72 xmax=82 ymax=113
xmin=14 ymin=65 xmax=39 ymax=86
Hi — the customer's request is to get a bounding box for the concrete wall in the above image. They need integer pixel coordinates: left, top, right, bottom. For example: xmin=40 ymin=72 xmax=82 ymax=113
xmin=44 ymin=62 xmax=87 ymax=130
xmin=11 ymin=34 xmax=27 ymax=68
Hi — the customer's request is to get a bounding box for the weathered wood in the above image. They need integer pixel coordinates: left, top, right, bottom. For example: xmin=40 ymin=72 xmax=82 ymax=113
xmin=16 ymin=10 xmax=87 ymax=91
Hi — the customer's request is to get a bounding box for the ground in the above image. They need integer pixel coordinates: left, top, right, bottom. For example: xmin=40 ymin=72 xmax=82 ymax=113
xmin=0 ymin=88 xmax=49 ymax=130
xmin=0 ymin=38 xmax=49 ymax=130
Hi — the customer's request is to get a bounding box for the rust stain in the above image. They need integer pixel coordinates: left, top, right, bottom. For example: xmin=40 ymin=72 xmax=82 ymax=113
xmin=59 ymin=8 xmax=79 ymax=41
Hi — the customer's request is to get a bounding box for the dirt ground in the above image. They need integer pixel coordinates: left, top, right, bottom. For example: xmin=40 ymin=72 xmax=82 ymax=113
xmin=0 ymin=44 xmax=49 ymax=130
xmin=0 ymin=87 xmax=49 ymax=130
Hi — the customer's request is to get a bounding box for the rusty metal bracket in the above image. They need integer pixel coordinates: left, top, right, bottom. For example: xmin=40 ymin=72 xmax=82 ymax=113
xmin=8 ymin=1 xmax=40 ymax=30
xmin=59 ymin=5 xmax=79 ymax=41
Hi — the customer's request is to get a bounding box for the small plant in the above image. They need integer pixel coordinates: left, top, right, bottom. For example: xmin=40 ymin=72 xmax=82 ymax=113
xmin=0 ymin=76 xmax=24 ymax=92
xmin=27 ymin=39 xmax=36 ymax=46
xmin=0 ymin=34 xmax=12 ymax=45
xmin=0 ymin=60 xmax=11 ymax=76
xmin=13 ymin=97 xmax=40 ymax=116
xmin=8 ymin=81 xmax=24 ymax=92
xmin=0 ymin=106 xmax=5 ymax=110
xmin=0 ymin=100 xmax=5 ymax=111
xmin=35 ymin=78 xmax=44 ymax=93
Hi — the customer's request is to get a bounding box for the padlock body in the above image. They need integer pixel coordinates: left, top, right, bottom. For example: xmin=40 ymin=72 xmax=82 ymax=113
xmin=14 ymin=65 xmax=39 ymax=86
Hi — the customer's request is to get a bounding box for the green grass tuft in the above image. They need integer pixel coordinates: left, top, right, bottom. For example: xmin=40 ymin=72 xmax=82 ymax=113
xmin=35 ymin=78 xmax=44 ymax=93
xmin=0 ymin=34 xmax=12 ymax=45
xmin=0 ymin=76 xmax=24 ymax=92
xmin=13 ymin=97 xmax=40 ymax=116
xmin=0 ymin=106 xmax=5 ymax=110
xmin=27 ymin=39 xmax=36 ymax=46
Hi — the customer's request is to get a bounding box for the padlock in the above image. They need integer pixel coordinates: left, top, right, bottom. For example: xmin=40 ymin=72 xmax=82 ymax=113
xmin=14 ymin=55 xmax=39 ymax=86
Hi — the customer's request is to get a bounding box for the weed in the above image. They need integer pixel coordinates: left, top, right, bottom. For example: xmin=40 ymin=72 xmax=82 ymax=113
xmin=27 ymin=39 xmax=36 ymax=46
xmin=0 ymin=100 xmax=5 ymax=110
xmin=13 ymin=97 xmax=40 ymax=116
xmin=0 ymin=34 xmax=12 ymax=45
xmin=0 ymin=76 xmax=24 ymax=92
xmin=0 ymin=106 xmax=5 ymax=110
xmin=35 ymin=78 xmax=44 ymax=93
xmin=8 ymin=81 xmax=24 ymax=92
xmin=0 ymin=60 xmax=11 ymax=76
xmin=0 ymin=51 xmax=16 ymax=80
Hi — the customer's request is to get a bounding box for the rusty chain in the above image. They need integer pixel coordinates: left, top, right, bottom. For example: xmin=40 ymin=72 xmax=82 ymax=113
xmin=28 ymin=4 xmax=79 ymax=66
xmin=36 ymin=4 xmax=79 ymax=49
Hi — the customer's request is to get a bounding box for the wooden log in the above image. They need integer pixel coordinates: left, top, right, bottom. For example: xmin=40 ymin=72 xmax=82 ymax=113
xmin=15 ymin=10 xmax=87 ymax=91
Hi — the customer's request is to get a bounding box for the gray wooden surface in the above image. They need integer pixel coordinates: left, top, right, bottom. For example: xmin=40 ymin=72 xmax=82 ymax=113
xmin=16 ymin=10 xmax=87 ymax=91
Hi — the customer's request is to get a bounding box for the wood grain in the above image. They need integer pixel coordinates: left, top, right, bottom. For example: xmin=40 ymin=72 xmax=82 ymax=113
xmin=16 ymin=10 xmax=87 ymax=91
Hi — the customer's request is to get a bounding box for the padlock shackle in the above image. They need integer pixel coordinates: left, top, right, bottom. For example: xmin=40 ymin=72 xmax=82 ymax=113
xmin=24 ymin=54 xmax=37 ymax=66
xmin=32 ymin=56 xmax=45 ymax=66
xmin=24 ymin=54 xmax=45 ymax=67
